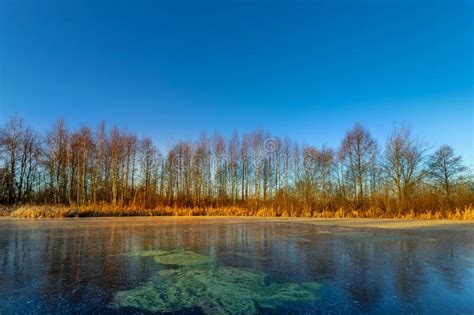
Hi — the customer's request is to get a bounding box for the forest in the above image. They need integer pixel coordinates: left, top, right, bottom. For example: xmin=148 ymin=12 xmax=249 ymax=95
xmin=0 ymin=116 xmax=473 ymax=219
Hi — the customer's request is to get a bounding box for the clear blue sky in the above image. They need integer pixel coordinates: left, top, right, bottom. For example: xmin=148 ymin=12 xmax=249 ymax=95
xmin=0 ymin=0 xmax=473 ymax=163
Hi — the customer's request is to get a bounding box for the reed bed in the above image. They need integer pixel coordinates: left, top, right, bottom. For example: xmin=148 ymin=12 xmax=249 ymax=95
xmin=3 ymin=204 xmax=473 ymax=220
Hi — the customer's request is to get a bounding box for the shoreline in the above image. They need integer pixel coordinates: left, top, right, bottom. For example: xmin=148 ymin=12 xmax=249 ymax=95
xmin=1 ymin=216 xmax=473 ymax=230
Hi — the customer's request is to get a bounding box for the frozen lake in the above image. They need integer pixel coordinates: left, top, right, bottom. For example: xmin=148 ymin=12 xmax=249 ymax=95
xmin=0 ymin=217 xmax=473 ymax=314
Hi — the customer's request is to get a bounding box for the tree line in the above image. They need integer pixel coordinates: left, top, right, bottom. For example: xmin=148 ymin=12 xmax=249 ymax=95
xmin=1 ymin=116 xmax=472 ymax=216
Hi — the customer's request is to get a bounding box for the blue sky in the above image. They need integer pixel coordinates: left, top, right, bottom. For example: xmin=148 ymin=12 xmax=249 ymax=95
xmin=0 ymin=0 xmax=472 ymax=163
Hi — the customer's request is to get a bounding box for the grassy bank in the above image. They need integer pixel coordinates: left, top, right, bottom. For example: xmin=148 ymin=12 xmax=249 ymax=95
xmin=1 ymin=204 xmax=473 ymax=220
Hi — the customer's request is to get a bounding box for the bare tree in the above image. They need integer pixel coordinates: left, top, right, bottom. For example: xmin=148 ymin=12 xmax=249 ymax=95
xmin=428 ymin=145 xmax=466 ymax=207
xmin=0 ymin=117 xmax=40 ymax=204
xmin=339 ymin=124 xmax=378 ymax=208
xmin=44 ymin=119 xmax=69 ymax=205
xmin=384 ymin=127 xmax=426 ymax=213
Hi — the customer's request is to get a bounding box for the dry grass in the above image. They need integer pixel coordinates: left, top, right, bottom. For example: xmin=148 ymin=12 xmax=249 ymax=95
xmin=9 ymin=205 xmax=162 ymax=218
xmin=0 ymin=205 xmax=13 ymax=217
xmin=4 ymin=204 xmax=474 ymax=220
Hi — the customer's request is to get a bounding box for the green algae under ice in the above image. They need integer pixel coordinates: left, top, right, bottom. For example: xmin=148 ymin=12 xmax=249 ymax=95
xmin=127 ymin=249 xmax=170 ymax=257
xmin=113 ymin=250 xmax=321 ymax=314
xmin=128 ymin=249 xmax=215 ymax=265
xmin=153 ymin=250 xmax=216 ymax=266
